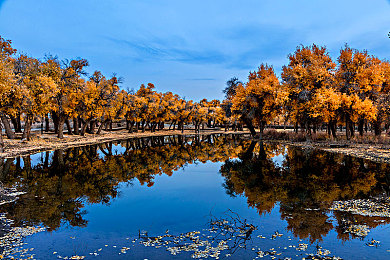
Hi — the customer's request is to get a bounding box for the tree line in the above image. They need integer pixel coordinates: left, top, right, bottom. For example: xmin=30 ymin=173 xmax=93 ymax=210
xmin=224 ymin=44 xmax=390 ymax=139
xmin=2 ymin=34 xmax=390 ymax=149
xmin=0 ymin=36 xmax=229 ymax=151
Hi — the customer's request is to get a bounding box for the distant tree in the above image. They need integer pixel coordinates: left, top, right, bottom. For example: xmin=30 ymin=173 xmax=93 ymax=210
xmin=223 ymin=77 xmax=242 ymax=100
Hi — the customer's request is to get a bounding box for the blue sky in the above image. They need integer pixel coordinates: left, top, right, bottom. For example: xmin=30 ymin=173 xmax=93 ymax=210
xmin=0 ymin=0 xmax=389 ymax=100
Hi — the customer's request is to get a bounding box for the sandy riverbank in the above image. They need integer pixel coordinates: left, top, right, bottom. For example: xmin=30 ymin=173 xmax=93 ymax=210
xmin=270 ymin=140 xmax=390 ymax=164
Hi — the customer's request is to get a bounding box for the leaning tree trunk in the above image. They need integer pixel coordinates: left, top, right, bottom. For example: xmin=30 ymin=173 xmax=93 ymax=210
xmin=80 ymin=119 xmax=91 ymax=136
xmin=65 ymin=119 xmax=73 ymax=135
xmin=0 ymin=113 xmax=15 ymax=139
xmin=96 ymin=120 xmax=108 ymax=135
xmin=241 ymin=116 xmax=257 ymax=138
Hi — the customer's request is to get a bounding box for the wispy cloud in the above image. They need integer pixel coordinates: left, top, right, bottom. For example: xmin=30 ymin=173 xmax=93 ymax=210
xmin=218 ymin=24 xmax=304 ymax=70
xmin=105 ymin=36 xmax=228 ymax=65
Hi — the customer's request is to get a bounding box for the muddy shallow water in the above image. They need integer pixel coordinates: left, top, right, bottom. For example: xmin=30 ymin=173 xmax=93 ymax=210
xmin=1 ymin=134 xmax=390 ymax=259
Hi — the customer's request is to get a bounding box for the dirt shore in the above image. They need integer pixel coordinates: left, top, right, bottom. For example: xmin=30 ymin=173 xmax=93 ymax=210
xmin=0 ymin=129 xmax=248 ymax=158
xmin=272 ymin=140 xmax=390 ymax=164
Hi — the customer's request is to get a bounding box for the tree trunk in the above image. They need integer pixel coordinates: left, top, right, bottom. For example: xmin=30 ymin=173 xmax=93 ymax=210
xmin=73 ymin=117 xmax=79 ymax=135
xmin=52 ymin=112 xmax=59 ymax=134
xmin=259 ymin=121 xmax=265 ymax=140
xmin=330 ymin=121 xmax=337 ymax=139
xmin=45 ymin=114 xmax=50 ymax=132
xmin=129 ymin=121 xmax=134 ymax=133
xmin=80 ymin=119 xmax=91 ymax=136
xmin=22 ymin=115 xmax=33 ymax=141
xmin=350 ymin=122 xmax=355 ymax=137
xmin=373 ymin=120 xmax=382 ymax=136
xmin=97 ymin=120 xmax=107 ymax=135
xmin=242 ymin=116 xmax=257 ymax=138
xmin=0 ymin=113 xmax=15 ymax=139
xmin=345 ymin=117 xmax=351 ymax=140
xmin=358 ymin=120 xmax=364 ymax=137
xmin=89 ymin=120 xmax=96 ymax=134
xmin=65 ymin=119 xmax=73 ymax=135
xmin=57 ymin=116 xmax=66 ymax=139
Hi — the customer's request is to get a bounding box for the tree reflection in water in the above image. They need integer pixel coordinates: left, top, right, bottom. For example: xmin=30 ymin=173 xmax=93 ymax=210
xmin=0 ymin=134 xmax=390 ymax=244
xmin=220 ymin=140 xmax=390 ymax=243
xmin=0 ymin=134 xmax=243 ymax=231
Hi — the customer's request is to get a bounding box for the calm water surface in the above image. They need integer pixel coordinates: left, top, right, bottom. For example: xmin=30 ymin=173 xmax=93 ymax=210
xmin=1 ymin=134 xmax=390 ymax=259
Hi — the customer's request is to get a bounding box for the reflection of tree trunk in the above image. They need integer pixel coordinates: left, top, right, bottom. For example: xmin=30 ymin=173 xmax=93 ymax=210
xmin=106 ymin=142 xmax=112 ymax=155
xmin=99 ymin=144 xmax=109 ymax=156
xmin=23 ymin=155 xmax=32 ymax=178
xmin=16 ymin=157 xmax=21 ymax=172
xmin=44 ymin=151 xmax=50 ymax=167
xmin=0 ymin=113 xmax=15 ymax=139
xmin=241 ymin=141 xmax=256 ymax=160
xmin=0 ymin=158 xmax=13 ymax=181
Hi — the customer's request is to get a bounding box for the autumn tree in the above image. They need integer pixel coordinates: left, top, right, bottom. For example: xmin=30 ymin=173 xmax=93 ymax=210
xmin=42 ymin=57 xmax=89 ymax=138
xmin=282 ymin=44 xmax=336 ymax=135
xmin=0 ymin=36 xmax=17 ymax=151
xmin=13 ymin=55 xmax=58 ymax=140
xmin=232 ymin=64 xmax=284 ymax=138
xmin=335 ymin=45 xmax=382 ymax=138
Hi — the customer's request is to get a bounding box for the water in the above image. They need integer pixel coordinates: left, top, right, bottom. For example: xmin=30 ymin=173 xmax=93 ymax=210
xmin=1 ymin=134 xmax=390 ymax=259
